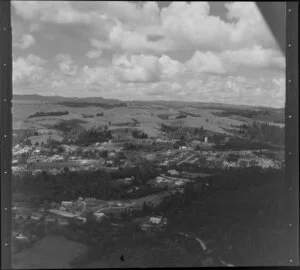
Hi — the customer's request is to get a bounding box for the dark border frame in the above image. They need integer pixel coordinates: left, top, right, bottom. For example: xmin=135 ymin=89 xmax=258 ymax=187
xmin=1 ymin=1 xmax=12 ymax=269
xmin=285 ymin=1 xmax=299 ymax=266
xmin=0 ymin=1 xmax=299 ymax=268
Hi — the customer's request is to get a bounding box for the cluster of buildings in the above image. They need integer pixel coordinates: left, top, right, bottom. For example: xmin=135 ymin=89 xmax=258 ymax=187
xmin=12 ymin=139 xmax=136 ymax=175
xmin=154 ymin=147 xmax=283 ymax=171
xmin=155 ymin=149 xmax=194 ymax=168
xmin=147 ymin=174 xmax=192 ymax=189
xmin=133 ymin=216 xmax=168 ymax=232
xmin=47 ymin=197 xmax=137 ymax=225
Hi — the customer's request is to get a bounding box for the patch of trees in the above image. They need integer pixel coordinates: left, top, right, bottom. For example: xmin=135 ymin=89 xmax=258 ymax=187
xmin=46 ymin=138 xmax=61 ymax=148
xmin=123 ymin=142 xmax=169 ymax=152
xmin=12 ymin=171 xmax=110 ymax=202
xmin=55 ymin=122 xmax=111 ymax=145
xmin=113 ymin=121 xmax=137 ymax=127
xmin=28 ymin=111 xmax=69 ymax=118
xmin=154 ymin=167 xmax=287 ymax=266
xmin=54 ymin=119 xmax=86 ymax=133
xmin=125 ymin=186 xmax=164 ymax=200
xmin=12 ymin=161 xmax=159 ymax=203
xmin=176 ymin=114 xmax=187 ymax=119
xmin=179 ymin=111 xmax=201 ymax=117
xmin=13 ymin=129 xmax=36 ymax=146
xmin=212 ymin=109 xmax=284 ymax=123
xmin=82 ymin=114 xmax=94 ymax=118
xmin=173 ymin=140 xmax=186 ymax=149
xmin=161 ymin=124 xmax=178 ymax=133
xmin=161 ymin=124 xmax=208 ymax=142
xmin=214 ymin=137 xmax=280 ymax=151
xmin=124 ymin=143 xmax=144 ymax=151
xmin=227 ymin=153 xmax=240 ymax=162
xmin=238 ymin=122 xmax=284 ymax=146
xmin=212 ymin=109 xmax=260 ymax=118
xmin=157 ymin=114 xmax=171 ymax=120
xmin=59 ymin=102 xmax=127 ymax=108
xmin=132 ymin=118 xmax=139 ymax=124
xmin=76 ymin=127 xmax=112 ymax=145
xmin=131 ymin=129 xmax=148 ymax=139
xmin=210 ymin=133 xmax=227 ymax=146
xmin=68 ymin=167 xmax=287 ymax=267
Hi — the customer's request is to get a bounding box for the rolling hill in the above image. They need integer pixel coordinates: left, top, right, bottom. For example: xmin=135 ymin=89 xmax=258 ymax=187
xmin=12 ymin=95 xmax=285 ymax=138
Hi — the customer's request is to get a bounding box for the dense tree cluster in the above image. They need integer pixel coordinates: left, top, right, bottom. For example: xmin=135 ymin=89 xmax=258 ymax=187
xmin=13 ymin=129 xmax=36 ymax=146
xmin=59 ymin=101 xmax=127 ymax=108
xmin=154 ymin=167 xmax=287 ymax=266
xmin=131 ymin=129 xmax=148 ymax=139
xmin=123 ymin=142 xmax=169 ymax=152
xmin=74 ymin=127 xmax=112 ymax=145
xmin=161 ymin=124 xmax=207 ymax=141
xmin=238 ymin=122 xmax=284 ymax=146
xmin=54 ymin=119 xmax=86 ymax=133
xmin=28 ymin=111 xmax=69 ymax=118
xmin=82 ymin=114 xmax=94 ymax=118
xmin=49 ymin=167 xmax=287 ymax=268
xmin=176 ymin=114 xmax=187 ymax=119
xmin=212 ymin=109 xmax=284 ymax=124
xmin=12 ymin=160 xmax=160 ymax=203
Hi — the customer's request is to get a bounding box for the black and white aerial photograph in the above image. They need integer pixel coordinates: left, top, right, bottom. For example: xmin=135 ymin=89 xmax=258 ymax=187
xmin=10 ymin=1 xmax=288 ymax=268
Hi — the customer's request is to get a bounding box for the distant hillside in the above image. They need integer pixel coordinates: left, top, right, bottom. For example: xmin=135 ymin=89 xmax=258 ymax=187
xmin=14 ymin=94 xmax=68 ymax=103
xmin=59 ymin=101 xmax=127 ymax=108
xmin=13 ymin=94 xmax=124 ymax=105
xmin=13 ymin=94 xmax=284 ymax=111
xmin=129 ymin=100 xmax=284 ymax=112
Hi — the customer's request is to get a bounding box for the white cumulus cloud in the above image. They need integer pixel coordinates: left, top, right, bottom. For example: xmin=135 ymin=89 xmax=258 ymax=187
xmin=13 ymin=54 xmax=46 ymax=84
xmin=55 ymin=54 xmax=78 ymax=76
xmin=14 ymin=33 xmax=36 ymax=49
xmin=112 ymin=54 xmax=162 ymax=82
xmin=186 ymin=51 xmax=226 ymax=74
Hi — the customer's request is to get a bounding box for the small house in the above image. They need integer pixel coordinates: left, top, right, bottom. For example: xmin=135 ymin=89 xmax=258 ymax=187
xmin=149 ymin=217 xmax=162 ymax=224
xmin=94 ymin=212 xmax=105 ymax=222
xmin=141 ymin=216 xmax=168 ymax=232
xmin=167 ymin=169 xmax=179 ymax=176
xmin=45 ymin=216 xmax=57 ymax=223
xmin=74 ymin=216 xmax=87 ymax=224
xmin=61 ymin=201 xmax=73 ymax=209
xmin=12 ymin=160 xmax=19 ymax=166
xmin=31 ymin=212 xmax=43 ymax=221
xmin=58 ymin=219 xmax=69 ymax=226
xmin=15 ymin=233 xmax=29 ymax=242
xmin=106 ymin=160 xmax=114 ymax=167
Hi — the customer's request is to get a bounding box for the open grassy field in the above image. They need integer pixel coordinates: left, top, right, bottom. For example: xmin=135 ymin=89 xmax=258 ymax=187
xmin=13 ymin=95 xmax=285 ymax=138
xmin=12 ymin=235 xmax=89 ymax=269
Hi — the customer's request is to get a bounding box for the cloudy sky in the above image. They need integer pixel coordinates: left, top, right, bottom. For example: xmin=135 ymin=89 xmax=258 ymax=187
xmin=12 ymin=1 xmax=285 ymax=107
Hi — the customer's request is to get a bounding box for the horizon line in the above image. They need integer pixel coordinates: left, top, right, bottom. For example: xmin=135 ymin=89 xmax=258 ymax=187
xmin=13 ymin=93 xmax=285 ymax=110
